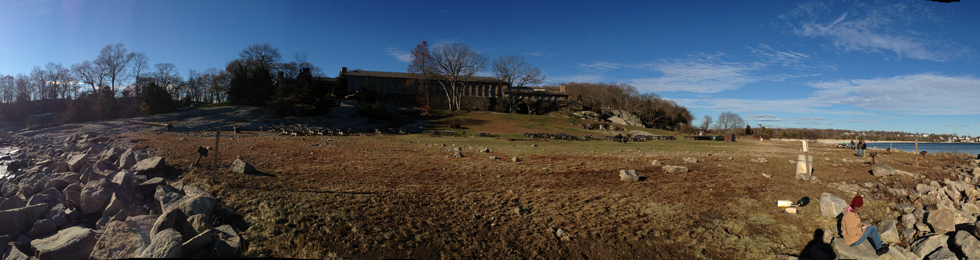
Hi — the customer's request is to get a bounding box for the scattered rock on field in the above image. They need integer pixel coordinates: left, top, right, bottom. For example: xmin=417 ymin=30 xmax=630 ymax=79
xmin=230 ymin=158 xmax=255 ymax=174
xmin=662 ymin=165 xmax=688 ymax=173
xmin=819 ymin=193 xmax=847 ymax=218
xmin=619 ymin=170 xmax=640 ymax=182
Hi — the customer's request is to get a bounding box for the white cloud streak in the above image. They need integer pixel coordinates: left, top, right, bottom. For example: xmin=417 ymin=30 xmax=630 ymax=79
xmin=386 ymin=47 xmax=412 ymax=63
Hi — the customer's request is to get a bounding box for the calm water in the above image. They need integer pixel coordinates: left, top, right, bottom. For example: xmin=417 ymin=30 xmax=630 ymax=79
xmin=866 ymin=142 xmax=980 ymax=156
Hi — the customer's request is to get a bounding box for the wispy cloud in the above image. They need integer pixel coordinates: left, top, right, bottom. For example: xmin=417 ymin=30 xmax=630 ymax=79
xmin=807 ymin=73 xmax=980 ymax=115
xmin=386 ymin=47 xmax=412 ymax=63
xmin=525 ymin=51 xmax=553 ymax=57
xmin=748 ymin=43 xmax=836 ymax=71
xmin=746 ymin=114 xmax=776 ymax=119
xmin=628 ymin=54 xmax=764 ymax=93
xmin=848 ymin=120 xmax=879 ymax=124
xmin=579 ymin=61 xmax=625 ymax=71
xmin=548 ymin=74 xmax=603 ymax=83
xmin=786 ymin=1 xmax=970 ymax=61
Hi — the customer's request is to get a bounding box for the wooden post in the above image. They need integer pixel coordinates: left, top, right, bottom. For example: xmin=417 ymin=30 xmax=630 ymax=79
xmin=915 ymin=138 xmax=919 ymax=167
xmin=215 ymin=127 xmax=220 ymax=168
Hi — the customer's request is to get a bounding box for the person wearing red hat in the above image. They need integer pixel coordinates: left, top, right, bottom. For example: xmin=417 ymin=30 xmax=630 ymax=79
xmin=841 ymin=195 xmax=889 ymax=255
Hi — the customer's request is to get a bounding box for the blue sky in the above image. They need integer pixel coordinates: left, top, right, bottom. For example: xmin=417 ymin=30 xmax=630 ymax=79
xmin=1 ymin=0 xmax=979 ymax=136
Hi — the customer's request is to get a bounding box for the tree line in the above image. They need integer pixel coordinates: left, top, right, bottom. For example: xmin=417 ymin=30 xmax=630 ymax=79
xmin=542 ymin=82 xmax=694 ymax=131
xmin=0 ymin=42 xmax=334 ymax=124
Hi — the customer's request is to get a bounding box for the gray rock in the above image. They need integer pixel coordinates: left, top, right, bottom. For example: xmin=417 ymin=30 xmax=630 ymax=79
xmin=48 ymin=178 xmax=71 ymax=192
xmin=0 ymin=207 xmax=28 ymax=237
xmin=684 ymin=157 xmax=698 ymax=163
xmin=22 ymin=203 xmax=47 ymax=229
xmin=151 ymin=207 xmax=185 ymax=239
xmin=185 ymin=214 xmax=210 ymax=237
xmin=878 ymin=220 xmax=901 ymax=244
xmin=26 ymin=219 xmax=56 ymax=239
xmin=514 ymin=206 xmax=529 ymax=216
xmin=512 ymin=157 xmax=520 ymax=162
xmin=750 ymin=158 xmax=768 ymax=163
xmin=89 ymin=221 xmax=145 ymax=260
xmin=63 ymin=183 xmax=81 ymax=206
xmin=126 ymin=214 xmax=158 ymax=244
xmin=893 ymin=203 xmax=915 ymax=214
xmin=555 ymin=228 xmax=571 ymax=241
xmin=901 ymin=214 xmax=918 ymax=229
xmin=0 ymin=194 xmax=26 ymax=211
xmin=68 ymin=154 xmax=88 ymax=172
xmin=118 ymin=149 xmax=136 ymax=170
xmin=819 ymin=193 xmax=847 ymax=218
xmin=831 ymin=237 xmax=877 ymax=260
xmin=138 ymin=228 xmax=182 ymax=258
xmin=918 ymin=184 xmax=939 ymax=194
xmin=899 ymin=228 xmax=917 ymax=244
xmin=133 ymin=156 xmax=166 ymax=174
xmin=619 ymin=170 xmax=639 ymax=182
xmin=44 ymin=203 xmax=68 ymax=228
xmin=212 ymin=225 xmax=241 ymax=257
xmin=925 ymin=247 xmax=956 ymax=260
xmin=181 ymin=185 xmax=211 ymax=198
xmin=927 ymin=208 xmax=969 ymax=234
xmin=31 ymin=226 xmax=98 ymax=260
xmin=102 ymin=193 xmax=124 ymax=218
xmin=911 ymin=234 xmax=950 ymax=258
xmin=80 ymin=178 xmax=112 ymax=214
xmin=229 ymin=158 xmax=255 ymax=174
xmin=154 ymin=185 xmax=183 ymax=213
xmin=5 ymin=244 xmax=34 ymax=260
xmin=181 ymin=229 xmax=212 ymax=257
xmin=873 ymin=163 xmax=898 ymax=177
xmin=954 ymin=230 xmax=980 ymax=258
xmin=662 ymin=165 xmax=688 ymax=173
xmin=175 ymin=196 xmax=216 ymax=238
xmin=916 ymin=222 xmax=932 ymax=233
xmin=138 ymin=177 xmax=166 ymax=196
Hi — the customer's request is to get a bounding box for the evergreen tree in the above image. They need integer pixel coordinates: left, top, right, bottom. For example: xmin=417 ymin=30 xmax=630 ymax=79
xmin=745 ymin=125 xmax=753 ymax=135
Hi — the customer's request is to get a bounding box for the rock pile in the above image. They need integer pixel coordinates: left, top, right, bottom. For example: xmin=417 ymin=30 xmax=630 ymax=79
xmin=0 ymin=132 xmax=241 ymax=259
xmin=819 ymin=158 xmax=980 ymax=259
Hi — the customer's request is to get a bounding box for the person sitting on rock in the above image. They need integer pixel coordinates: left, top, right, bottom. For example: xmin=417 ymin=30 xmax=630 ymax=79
xmin=841 ymin=195 xmax=889 ymax=255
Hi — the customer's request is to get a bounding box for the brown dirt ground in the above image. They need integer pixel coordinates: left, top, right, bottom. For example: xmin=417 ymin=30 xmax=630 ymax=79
xmin=128 ymin=120 xmax=973 ymax=259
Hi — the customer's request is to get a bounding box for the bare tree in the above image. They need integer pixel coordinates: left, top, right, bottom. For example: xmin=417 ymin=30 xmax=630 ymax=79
xmin=716 ymin=111 xmax=745 ymax=133
xmin=492 ymin=55 xmax=545 ymax=113
xmin=29 ymin=66 xmax=48 ymax=100
xmin=95 ymin=43 xmax=133 ymax=96
xmin=45 ymin=63 xmax=73 ymax=100
xmin=72 ymin=60 xmax=105 ymax=96
xmin=701 ymin=115 xmax=713 ymax=133
xmin=130 ymin=52 xmax=149 ymax=97
xmin=153 ymin=63 xmax=180 ymax=99
xmin=14 ymin=74 xmax=31 ymax=102
xmin=239 ymin=43 xmax=282 ymax=70
xmin=408 ymin=41 xmax=438 ymax=106
xmin=0 ymin=75 xmax=14 ymax=103
xmin=431 ymin=42 xmax=487 ymax=111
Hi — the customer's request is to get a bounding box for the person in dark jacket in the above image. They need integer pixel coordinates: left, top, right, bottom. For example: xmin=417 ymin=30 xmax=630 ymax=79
xmin=859 ymin=140 xmax=867 ymax=157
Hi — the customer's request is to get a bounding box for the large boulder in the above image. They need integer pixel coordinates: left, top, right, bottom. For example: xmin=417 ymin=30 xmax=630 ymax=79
xmin=67 ymin=154 xmax=89 ymax=172
xmin=955 ymin=230 xmax=980 ymax=258
xmin=154 ymin=185 xmax=184 ymax=213
xmin=911 ymin=234 xmax=950 ymax=258
xmin=927 ymin=208 xmax=970 ymax=234
xmin=819 ymin=193 xmax=847 ymax=218
xmin=831 ymin=237 xmax=877 ymax=260
xmin=133 ymin=156 xmax=166 ymax=174
xmin=872 ymin=163 xmax=898 ymax=177
xmin=126 ymin=214 xmax=159 ymax=244
xmin=662 ymin=165 xmax=688 ymax=173
xmin=151 ymin=207 xmax=186 ymax=239
xmin=0 ymin=207 xmax=28 ymax=236
xmin=27 ymin=219 xmax=57 ymax=239
xmin=619 ymin=170 xmax=639 ymax=182
xmin=5 ymin=245 xmax=33 ymax=260
xmin=181 ymin=229 xmax=212 ymax=257
xmin=139 ymin=177 xmax=166 ymax=196
xmin=44 ymin=203 xmax=69 ymax=228
xmin=925 ymin=247 xmax=957 ymax=260
xmin=0 ymin=194 xmax=26 ymax=211
xmin=878 ymin=220 xmax=901 ymax=244
xmin=230 ymin=158 xmax=255 ymax=174
xmin=80 ymin=178 xmax=112 ymax=214
xmin=31 ymin=226 xmax=99 ymax=260
xmin=212 ymin=225 xmax=241 ymax=258
xmin=118 ymin=149 xmax=137 ymax=170
xmin=89 ymin=221 xmax=146 ymax=260
xmin=138 ymin=228 xmax=182 ymax=258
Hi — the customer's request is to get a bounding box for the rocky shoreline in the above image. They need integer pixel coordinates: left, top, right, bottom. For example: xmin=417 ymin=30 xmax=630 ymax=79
xmin=798 ymin=157 xmax=980 ymax=259
xmin=0 ymin=131 xmax=242 ymax=259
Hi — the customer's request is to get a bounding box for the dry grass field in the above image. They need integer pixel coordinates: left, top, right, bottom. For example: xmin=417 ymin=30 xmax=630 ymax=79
xmin=126 ymin=111 xmax=972 ymax=259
